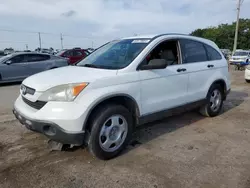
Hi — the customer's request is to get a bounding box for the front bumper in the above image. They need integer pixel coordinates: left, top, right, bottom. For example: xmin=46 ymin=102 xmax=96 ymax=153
xmin=13 ymin=108 xmax=85 ymax=145
xmin=229 ymin=60 xmax=246 ymax=64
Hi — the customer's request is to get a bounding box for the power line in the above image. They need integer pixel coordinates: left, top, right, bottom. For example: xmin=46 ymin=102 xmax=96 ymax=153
xmin=0 ymin=28 xmax=106 ymax=39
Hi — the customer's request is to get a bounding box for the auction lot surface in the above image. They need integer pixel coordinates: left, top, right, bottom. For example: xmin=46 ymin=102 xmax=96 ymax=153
xmin=1 ymin=69 xmax=250 ymax=188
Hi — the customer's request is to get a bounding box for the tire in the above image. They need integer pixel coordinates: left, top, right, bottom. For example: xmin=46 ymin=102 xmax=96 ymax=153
xmin=246 ymin=79 xmax=250 ymax=83
xmin=88 ymin=104 xmax=133 ymax=160
xmin=199 ymin=84 xmax=223 ymax=117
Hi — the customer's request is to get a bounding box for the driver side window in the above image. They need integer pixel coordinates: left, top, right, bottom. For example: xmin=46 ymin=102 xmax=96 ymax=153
xmin=144 ymin=40 xmax=180 ymax=66
xmin=9 ymin=55 xmax=26 ymax=64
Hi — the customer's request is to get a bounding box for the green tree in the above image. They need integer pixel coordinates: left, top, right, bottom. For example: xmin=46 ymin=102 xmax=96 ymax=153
xmin=190 ymin=19 xmax=250 ymax=50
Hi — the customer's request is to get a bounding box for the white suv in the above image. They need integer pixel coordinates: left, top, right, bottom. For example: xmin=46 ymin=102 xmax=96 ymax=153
xmin=13 ymin=34 xmax=231 ymax=160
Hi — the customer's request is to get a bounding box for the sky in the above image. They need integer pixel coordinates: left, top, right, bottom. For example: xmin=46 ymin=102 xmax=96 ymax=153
xmin=0 ymin=0 xmax=249 ymax=50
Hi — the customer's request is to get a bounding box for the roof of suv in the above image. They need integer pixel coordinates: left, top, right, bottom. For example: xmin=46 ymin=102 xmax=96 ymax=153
xmin=122 ymin=33 xmax=216 ymax=48
xmin=122 ymin=33 xmax=191 ymax=39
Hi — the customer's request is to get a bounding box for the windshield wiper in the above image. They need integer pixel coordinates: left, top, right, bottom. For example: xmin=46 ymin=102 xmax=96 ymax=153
xmin=81 ymin=64 xmax=100 ymax=68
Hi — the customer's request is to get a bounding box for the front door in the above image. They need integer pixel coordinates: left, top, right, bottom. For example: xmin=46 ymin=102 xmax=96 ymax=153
xmin=139 ymin=39 xmax=189 ymax=116
xmin=72 ymin=50 xmax=85 ymax=64
xmin=1 ymin=54 xmax=30 ymax=81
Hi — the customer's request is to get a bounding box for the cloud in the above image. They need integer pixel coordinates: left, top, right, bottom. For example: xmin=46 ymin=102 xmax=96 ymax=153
xmin=0 ymin=0 xmax=249 ymax=49
xmin=61 ymin=10 xmax=77 ymax=18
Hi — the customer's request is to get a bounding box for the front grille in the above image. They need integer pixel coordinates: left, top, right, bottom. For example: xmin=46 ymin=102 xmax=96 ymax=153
xmin=22 ymin=96 xmax=47 ymax=110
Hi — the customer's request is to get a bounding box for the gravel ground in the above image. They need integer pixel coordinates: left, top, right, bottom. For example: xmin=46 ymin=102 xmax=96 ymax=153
xmin=1 ymin=69 xmax=250 ymax=188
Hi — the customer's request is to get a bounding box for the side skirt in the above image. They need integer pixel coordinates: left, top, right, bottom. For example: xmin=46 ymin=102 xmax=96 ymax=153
xmin=138 ymin=99 xmax=207 ymax=125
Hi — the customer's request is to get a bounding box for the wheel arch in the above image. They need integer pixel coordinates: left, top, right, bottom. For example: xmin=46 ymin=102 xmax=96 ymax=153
xmin=209 ymin=79 xmax=227 ymax=100
xmin=83 ymin=93 xmax=140 ymax=132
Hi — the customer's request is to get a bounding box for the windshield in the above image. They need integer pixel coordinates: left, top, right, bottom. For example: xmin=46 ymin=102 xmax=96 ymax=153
xmin=233 ymin=51 xmax=249 ymax=56
xmin=77 ymin=39 xmax=150 ymax=69
xmin=0 ymin=54 xmax=12 ymax=63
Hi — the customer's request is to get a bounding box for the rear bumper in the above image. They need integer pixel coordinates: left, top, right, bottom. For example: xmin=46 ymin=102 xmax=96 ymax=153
xmin=13 ymin=108 xmax=85 ymax=145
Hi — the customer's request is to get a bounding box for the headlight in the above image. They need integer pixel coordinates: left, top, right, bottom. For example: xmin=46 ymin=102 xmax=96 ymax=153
xmin=39 ymin=83 xmax=88 ymax=102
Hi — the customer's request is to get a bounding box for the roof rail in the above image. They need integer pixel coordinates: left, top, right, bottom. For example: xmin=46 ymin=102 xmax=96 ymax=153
xmin=151 ymin=33 xmax=190 ymax=40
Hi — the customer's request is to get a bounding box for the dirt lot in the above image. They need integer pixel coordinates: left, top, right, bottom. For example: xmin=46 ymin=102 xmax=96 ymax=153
xmin=1 ymin=69 xmax=250 ymax=188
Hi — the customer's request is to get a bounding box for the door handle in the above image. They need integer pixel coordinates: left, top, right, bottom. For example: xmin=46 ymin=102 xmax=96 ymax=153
xmin=177 ymin=68 xmax=187 ymax=72
xmin=207 ymin=64 xmax=214 ymax=68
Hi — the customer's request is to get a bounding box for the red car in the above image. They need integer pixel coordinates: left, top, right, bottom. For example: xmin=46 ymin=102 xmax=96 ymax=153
xmin=56 ymin=48 xmax=90 ymax=65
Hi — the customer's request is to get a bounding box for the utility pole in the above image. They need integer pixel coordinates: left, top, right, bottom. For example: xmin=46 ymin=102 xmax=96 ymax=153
xmin=233 ymin=0 xmax=243 ymax=53
xmin=60 ymin=33 xmax=64 ymax=49
xmin=38 ymin=32 xmax=42 ymax=49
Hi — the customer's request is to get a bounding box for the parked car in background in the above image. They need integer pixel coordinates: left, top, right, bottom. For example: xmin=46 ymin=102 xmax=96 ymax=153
xmin=56 ymin=48 xmax=90 ymax=64
xmin=220 ymin=49 xmax=231 ymax=59
xmin=0 ymin=50 xmax=5 ymax=57
xmin=229 ymin=50 xmax=250 ymax=64
xmin=13 ymin=34 xmax=230 ymax=160
xmin=4 ymin=48 xmax=14 ymax=55
xmin=0 ymin=52 xmax=68 ymax=83
xmin=87 ymin=48 xmax=95 ymax=53
xmin=245 ymin=65 xmax=250 ymax=83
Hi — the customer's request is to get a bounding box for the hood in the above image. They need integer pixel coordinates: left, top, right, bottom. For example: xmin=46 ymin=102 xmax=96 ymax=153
xmin=22 ymin=66 xmax=118 ymax=91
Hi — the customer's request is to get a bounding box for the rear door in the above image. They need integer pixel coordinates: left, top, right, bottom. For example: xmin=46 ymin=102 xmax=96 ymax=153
xmin=25 ymin=54 xmax=51 ymax=75
xmin=179 ymin=39 xmax=223 ymax=102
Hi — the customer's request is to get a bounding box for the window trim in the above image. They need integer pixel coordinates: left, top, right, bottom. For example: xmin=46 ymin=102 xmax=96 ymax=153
xmin=136 ymin=38 xmax=183 ymax=71
xmin=179 ymin=38 xmax=210 ymax=64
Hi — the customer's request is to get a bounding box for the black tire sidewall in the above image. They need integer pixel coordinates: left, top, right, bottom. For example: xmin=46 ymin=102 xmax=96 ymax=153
xmin=205 ymin=84 xmax=223 ymax=117
xmin=88 ymin=105 xmax=133 ymax=160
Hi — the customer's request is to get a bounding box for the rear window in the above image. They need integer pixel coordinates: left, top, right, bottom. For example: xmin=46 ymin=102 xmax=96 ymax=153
xmin=204 ymin=44 xmax=222 ymax=60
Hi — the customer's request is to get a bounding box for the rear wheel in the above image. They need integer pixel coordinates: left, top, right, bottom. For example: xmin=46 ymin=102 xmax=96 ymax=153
xmin=200 ymin=84 xmax=223 ymax=117
xmin=246 ymin=79 xmax=250 ymax=83
xmin=88 ymin=104 xmax=133 ymax=160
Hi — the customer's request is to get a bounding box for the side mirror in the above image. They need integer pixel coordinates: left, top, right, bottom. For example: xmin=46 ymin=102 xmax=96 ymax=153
xmin=5 ymin=60 xmax=12 ymax=65
xmin=140 ymin=59 xmax=168 ymax=70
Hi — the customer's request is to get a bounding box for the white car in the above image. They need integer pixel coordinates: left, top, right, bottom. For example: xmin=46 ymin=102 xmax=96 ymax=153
xmin=13 ymin=34 xmax=231 ymax=160
xmin=245 ymin=65 xmax=250 ymax=83
xmin=229 ymin=50 xmax=250 ymax=64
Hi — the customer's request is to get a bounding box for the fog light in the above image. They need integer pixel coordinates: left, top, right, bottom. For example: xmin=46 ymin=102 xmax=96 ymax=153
xmin=43 ymin=125 xmax=56 ymax=136
xmin=25 ymin=120 xmax=32 ymax=125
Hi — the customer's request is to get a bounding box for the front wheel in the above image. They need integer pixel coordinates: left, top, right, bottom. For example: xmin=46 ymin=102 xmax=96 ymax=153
xmin=88 ymin=104 xmax=133 ymax=160
xmin=246 ymin=79 xmax=250 ymax=83
xmin=199 ymin=84 xmax=223 ymax=117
